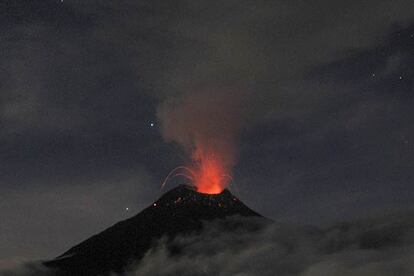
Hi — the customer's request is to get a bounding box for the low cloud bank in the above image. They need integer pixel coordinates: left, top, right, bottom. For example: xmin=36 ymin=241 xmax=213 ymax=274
xmin=131 ymin=213 xmax=414 ymax=276
xmin=3 ymin=212 xmax=414 ymax=276
xmin=0 ymin=262 xmax=51 ymax=276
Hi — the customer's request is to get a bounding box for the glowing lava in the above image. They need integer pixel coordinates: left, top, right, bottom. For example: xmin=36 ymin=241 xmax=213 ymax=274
xmin=161 ymin=148 xmax=232 ymax=195
xmin=191 ymin=147 xmax=229 ymax=194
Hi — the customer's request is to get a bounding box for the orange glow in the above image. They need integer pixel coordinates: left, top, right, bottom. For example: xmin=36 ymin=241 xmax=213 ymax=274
xmin=191 ymin=147 xmax=229 ymax=194
xmin=160 ymin=148 xmax=232 ymax=194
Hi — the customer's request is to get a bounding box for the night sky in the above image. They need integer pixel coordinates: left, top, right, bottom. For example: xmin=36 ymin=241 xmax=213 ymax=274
xmin=1 ymin=0 xmax=414 ymax=268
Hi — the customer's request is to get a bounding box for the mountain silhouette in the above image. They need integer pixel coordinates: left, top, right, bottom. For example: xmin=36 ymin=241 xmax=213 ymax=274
xmin=44 ymin=185 xmax=263 ymax=275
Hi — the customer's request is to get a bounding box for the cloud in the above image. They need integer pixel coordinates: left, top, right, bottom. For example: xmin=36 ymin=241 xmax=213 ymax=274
xmin=152 ymin=0 xmax=414 ymax=191
xmin=3 ymin=212 xmax=414 ymax=275
xmin=129 ymin=213 xmax=414 ymax=276
xmin=2 ymin=0 xmax=413 ymax=134
xmin=0 ymin=262 xmax=52 ymax=276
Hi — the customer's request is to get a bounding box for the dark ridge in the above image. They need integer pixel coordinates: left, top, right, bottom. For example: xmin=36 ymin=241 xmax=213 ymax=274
xmin=44 ymin=185 xmax=264 ymax=275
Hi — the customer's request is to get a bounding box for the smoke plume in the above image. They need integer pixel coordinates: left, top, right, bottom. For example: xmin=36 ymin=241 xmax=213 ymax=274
xmin=157 ymin=87 xmax=252 ymax=193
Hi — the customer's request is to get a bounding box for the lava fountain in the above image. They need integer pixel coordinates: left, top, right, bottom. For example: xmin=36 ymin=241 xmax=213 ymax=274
xmin=157 ymin=87 xmax=246 ymax=195
xmin=191 ymin=146 xmax=230 ymax=194
xmin=161 ymin=146 xmax=232 ymax=194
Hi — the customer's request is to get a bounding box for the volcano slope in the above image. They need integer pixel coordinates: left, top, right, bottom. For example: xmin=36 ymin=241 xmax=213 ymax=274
xmin=44 ymin=185 xmax=266 ymax=275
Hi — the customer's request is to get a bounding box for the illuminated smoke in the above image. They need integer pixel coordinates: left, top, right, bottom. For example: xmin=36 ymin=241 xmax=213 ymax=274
xmin=157 ymin=87 xmax=250 ymax=194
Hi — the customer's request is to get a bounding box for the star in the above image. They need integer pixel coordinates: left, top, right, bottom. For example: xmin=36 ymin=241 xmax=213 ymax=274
xmin=125 ymin=207 xmax=129 ymax=211
xmin=150 ymin=122 xmax=155 ymax=127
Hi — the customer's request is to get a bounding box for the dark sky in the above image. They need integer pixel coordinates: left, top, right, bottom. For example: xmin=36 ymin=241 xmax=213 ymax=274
xmin=1 ymin=0 xmax=413 ymax=268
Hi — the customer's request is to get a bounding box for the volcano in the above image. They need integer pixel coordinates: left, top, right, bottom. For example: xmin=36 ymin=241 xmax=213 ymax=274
xmin=44 ymin=185 xmax=264 ymax=275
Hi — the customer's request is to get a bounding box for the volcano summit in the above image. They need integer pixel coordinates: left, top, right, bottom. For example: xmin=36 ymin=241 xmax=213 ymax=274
xmin=44 ymin=185 xmax=264 ymax=275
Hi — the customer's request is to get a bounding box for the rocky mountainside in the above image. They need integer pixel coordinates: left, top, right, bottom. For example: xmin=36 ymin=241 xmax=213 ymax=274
xmin=44 ymin=185 xmax=264 ymax=275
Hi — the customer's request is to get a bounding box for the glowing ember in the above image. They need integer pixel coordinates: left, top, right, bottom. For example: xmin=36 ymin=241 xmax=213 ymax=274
xmin=191 ymin=147 xmax=228 ymax=194
xmin=160 ymin=148 xmax=232 ymax=195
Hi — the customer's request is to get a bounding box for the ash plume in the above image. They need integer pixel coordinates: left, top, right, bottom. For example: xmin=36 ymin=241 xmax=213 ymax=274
xmin=157 ymin=87 xmax=253 ymax=191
